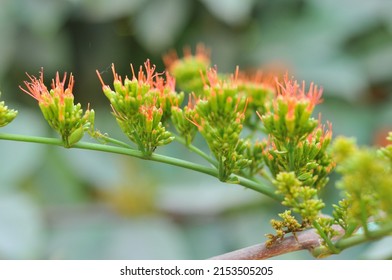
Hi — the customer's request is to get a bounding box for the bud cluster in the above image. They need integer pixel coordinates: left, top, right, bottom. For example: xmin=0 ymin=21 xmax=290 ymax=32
xmin=191 ymin=68 xmax=250 ymax=182
xmin=261 ymin=77 xmax=322 ymax=142
xmin=259 ymin=76 xmax=334 ymax=241
xmin=335 ymin=143 xmax=392 ymax=229
xmin=20 ymin=70 xmax=94 ymax=148
xmin=170 ymin=95 xmax=198 ymax=145
xmin=97 ymin=60 xmax=183 ymax=156
xmin=265 ymin=210 xmax=302 ymax=246
xmin=236 ymin=72 xmax=274 ymax=130
xmin=16 ymin=48 xmax=343 ymax=250
xmin=242 ymin=140 xmax=266 ymax=177
xmin=275 ymin=172 xmax=325 ymax=225
xmin=0 ymin=92 xmax=17 ymax=127
xmin=163 ymin=44 xmax=211 ymax=95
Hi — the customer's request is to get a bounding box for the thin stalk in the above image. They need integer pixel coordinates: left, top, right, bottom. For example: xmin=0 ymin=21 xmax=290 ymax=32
xmin=234 ymin=175 xmax=281 ymax=201
xmin=287 ymin=141 xmax=295 ymax=171
xmin=259 ymin=169 xmax=274 ymax=183
xmin=360 ymin=199 xmax=370 ymax=236
xmin=173 ymin=133 xmax=218 ymax=167
xmin=312 ymin=220 xmax=340 ymax=254
xmin=335 ymin=222 xmax=392 ymax=251
xmin=0 ymin=133 xmax=280 ymax=201
xmin=91 ymin=131 xmax=134 ymax=149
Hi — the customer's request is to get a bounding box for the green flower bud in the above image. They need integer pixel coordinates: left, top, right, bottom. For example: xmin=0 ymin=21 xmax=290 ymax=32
xmin=163 ymin=44 xmax=210 ymax=95
xmin=96 ymin=60 xmax=180 ymax=156
xmin=0 ymin=92 xmax=17 ymax=127
xmin=20 ymin=69 xmax=94 ymax=148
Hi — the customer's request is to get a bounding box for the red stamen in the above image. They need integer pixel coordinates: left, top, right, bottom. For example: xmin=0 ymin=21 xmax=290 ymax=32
xmin=96 ymin=70 xmax=106 ymax=87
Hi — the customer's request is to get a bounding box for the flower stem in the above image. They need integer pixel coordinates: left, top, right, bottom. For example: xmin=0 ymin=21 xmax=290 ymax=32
xmin=334 ymin=222 xmax=392 ymax=251
xmin=360 ymin=199 xmax=370 ymax=236
xmin=91 ymin=131 xmax=134 ymax=149
xmin=312 ymin=220 xmax=340 ymax=254
xmin=173 ymin=133 xmax=218 ymax=167
xmin=0 ymin=133 xmax=281 ymax=201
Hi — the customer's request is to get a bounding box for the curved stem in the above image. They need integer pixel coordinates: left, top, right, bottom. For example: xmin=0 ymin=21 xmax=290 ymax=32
xmin=211 ymin=221 xmax=392 ymax=259
xmin=234 ymin=175 xmax=281 ymax=201
xmin=360 ymin=199 xmax=370 ymax=236
xmin=210 ymin=225 xmax=345 ymax=260
xmin=312 ymin=220 xmax=340 ymax=254
xmin=173 ymin=133 xmax=218 ymax=167
xmin=91 ymin=131 xmax=134 ymax=149
xmin=0 ymin=133 xmax=280 ymax=201
xmin=335 ymin=222 xmax=392 ymax=251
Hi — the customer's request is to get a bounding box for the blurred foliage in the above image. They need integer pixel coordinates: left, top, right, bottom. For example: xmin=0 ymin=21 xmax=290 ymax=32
xmin=1 ymin=0 xmax=392 ymax=259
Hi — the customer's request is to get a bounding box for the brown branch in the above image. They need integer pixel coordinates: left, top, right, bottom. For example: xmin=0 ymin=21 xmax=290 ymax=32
xmin=209 ymin=225 xmax=344 ymax=260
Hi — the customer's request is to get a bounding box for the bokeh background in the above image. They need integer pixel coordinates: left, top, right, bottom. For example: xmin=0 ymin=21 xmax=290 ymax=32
xmin=1 ymin=0 xmax=392 ymax=259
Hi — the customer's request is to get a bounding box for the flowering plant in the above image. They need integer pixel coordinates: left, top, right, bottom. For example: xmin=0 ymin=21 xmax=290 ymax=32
xmin=0 ymin=45 xmax=391 ymax=259
xmin=19 ymin=70 xmax=94 ymax=148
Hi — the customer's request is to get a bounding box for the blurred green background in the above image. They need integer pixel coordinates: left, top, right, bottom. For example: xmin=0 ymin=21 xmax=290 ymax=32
xmin=1 ymin=0 xmax=392 ymax=259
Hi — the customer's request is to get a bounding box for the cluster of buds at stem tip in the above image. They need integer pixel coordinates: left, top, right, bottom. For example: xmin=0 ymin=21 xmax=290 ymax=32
xmin=96 ymin=60 xmax=183 ymax=156
xmin=0 ymin=92 xmax=17 ymax=127
xmin=163 ymin=44 xmax=211 ymax=95
xmin=235 ymin=70 xmax=275 ymax=130
xmin=190 ymin=67 xmax=251 ymax=182
xmin=20 ymin=69 xmax=94 ymax=148
xmin=258 ymin=75 xmax=335 ymax=239
xmin=334 ymin=143 xmax=392 ymax=233
xmin=259 ymin=76 xmax=334 ymax=186
xmin=170 ymin=94 xmax=198 ymax=146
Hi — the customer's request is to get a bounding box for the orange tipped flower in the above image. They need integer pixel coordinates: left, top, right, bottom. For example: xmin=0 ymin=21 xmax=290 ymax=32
xmin=163 ymin=44 xmax=210 ymax=72
xmin=191 ymin=67 xmax=250 ymax=181
xmin=258 ymin=74 xmax=333 ymax=195
xmin=260 ymin=75 xmax=323 ymax=142
xmin=163 ymin=44 xmax=211 ymax=94
xmin=20 ymin=69 xmax=94 ymax=148
xmin=275 ymin=75 xmax=323 ymax=116
xmin=96 ymin=60 xmax=179 ymax=156
xmin=233 ymin=69 xmax=275 ymax=130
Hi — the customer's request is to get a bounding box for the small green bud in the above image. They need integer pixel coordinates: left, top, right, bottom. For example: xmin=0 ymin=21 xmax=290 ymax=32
xmin=0 ymin=92 xmax=17 ymax=127
xmin=67 ymin=126 xmax=84 ymax=148
xmin=163 ymin=44 xmax=210 ymax=95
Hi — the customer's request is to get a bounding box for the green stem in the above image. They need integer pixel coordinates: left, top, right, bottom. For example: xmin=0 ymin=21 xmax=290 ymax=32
xmin=287 ymin=141 xmax=295 ymax=172
xmin=335 ymin=222 xmax=392 ymax=251
xmin=235 ymin=175 xmax=281 ymax=200
xmin=312 ymin=220 xmax=340 ymax=254
xmin=359 ymin=199 xmax=370 ymax=236
xmin=173 ymin=133 xmax=218 ymax=167
xmin=0 ymin=133 xmax=280 ymax=201
xmin=91 ymin=131 xmax=134 ymax=149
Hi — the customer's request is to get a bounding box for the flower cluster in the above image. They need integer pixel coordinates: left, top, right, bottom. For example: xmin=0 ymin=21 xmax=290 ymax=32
xmin=260 ymin=76 xmax=322 ymax=142
xmin=170 ymin=94 xmax=198 ymax=145
xmin=96 ymin=60 xmax=183 ymax=156
xmin=236 ymin=71 xmax=274 ymax=130
xmin=163 ymin=44 xmax=211 ymax=95
xmin=165 ymin=52 xmax=277 ymax=180
xmin=191 ymin=68 xmax=250 ymax=182
xmin=259 ymin=76 xmax=334 ymax=241
xmin=334 ymin=139 xmax=392 ymax=229
xmin=20 ymin=69 xmax=94 ymax=148
xmin=0 ymin=92 xmax=17 ymax=127
xmin=265 ymin=210 xmax=302 ymax=246
xmin=17 ymin=47 xmax=343 ymax=250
